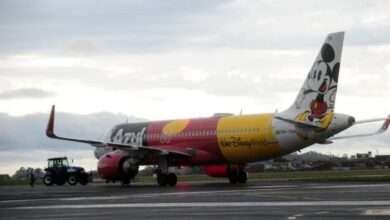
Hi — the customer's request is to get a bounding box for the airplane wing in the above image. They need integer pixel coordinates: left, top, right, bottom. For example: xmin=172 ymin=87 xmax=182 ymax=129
xmin=46 ymin=105 xmax=192 ymax=158
xmin=329 ymin=114 xmax=390 ymax=140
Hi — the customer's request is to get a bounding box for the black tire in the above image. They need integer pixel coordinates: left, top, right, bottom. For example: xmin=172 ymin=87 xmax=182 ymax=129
xmin=79 ymin=177 xmax=88 ymax=185
xmin=167 ymin=173 xmax=177 ymax=186
xmin=67 ymin=174 xmax=78 ymax=185
xmin=79 ymin=180 xmax=88 ymax=185
xmin=157 ymin=173 xmax=167 ymax=186
xmin=229 ymin=173 xmax=237 ymax=184
xmin=78 ymin=173 xmax=89 ymax=185
xmin=237 ymin=171 xmax=248 ymax=184
xmin=43 ymin=174 xmax=54 ymax=186
xmin=120 ymin=178 xmax=130 ymax=186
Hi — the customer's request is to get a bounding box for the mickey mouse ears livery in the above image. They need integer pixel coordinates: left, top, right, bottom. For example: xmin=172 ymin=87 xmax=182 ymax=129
xmin=285 ymin=32 xmax=345 ymax=117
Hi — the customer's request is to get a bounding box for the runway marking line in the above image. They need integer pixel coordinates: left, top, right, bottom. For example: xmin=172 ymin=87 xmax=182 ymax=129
xmin=314 ymin=211 xmax=329 ymax=214
xmin=9 ymin=201 xmax=390 ymax=210
xmin=0 ymin=188 xmax=288 ymax=203
xmin=363 ymin=209 xmax=390 ymax=216
xmin=306 ymin=183 xmax=390 ymax=189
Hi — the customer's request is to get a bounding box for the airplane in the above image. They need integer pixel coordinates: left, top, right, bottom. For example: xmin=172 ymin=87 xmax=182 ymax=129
xmin=46 ymin=32 xmax=389 ymax=186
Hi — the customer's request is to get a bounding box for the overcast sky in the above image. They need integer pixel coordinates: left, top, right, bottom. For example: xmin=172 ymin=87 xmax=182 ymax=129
xmin=0 ymin=0 xmax=389 ymax=175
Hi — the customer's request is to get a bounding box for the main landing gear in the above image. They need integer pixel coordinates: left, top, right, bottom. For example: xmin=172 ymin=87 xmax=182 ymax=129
xmin=228 ymin=166 xmax=248 ymax=184
xmin=155 ymin=158 xmax=177 ymax=186
xmin=156 ymin=170 xmax=177 ymax=186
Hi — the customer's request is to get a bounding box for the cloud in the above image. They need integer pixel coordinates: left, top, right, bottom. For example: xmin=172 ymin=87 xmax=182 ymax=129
xmin=0 ymin=88 xmax=55 ymax=99
xmin=0 ymin=0 xmax=389 ymax=104
xmin=1 ymin=1 xmax=390 ymax=56
xmin=0 ymin=0 xmax=225 ymax=55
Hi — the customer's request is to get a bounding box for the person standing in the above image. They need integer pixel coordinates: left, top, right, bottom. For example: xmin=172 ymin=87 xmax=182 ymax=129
xmin=29 ymin=169 xmax=35 ymax=187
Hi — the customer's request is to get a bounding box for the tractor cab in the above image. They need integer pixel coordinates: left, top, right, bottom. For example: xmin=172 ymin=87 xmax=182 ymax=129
xmin=47 ymin=157 xmax=70 ymax=168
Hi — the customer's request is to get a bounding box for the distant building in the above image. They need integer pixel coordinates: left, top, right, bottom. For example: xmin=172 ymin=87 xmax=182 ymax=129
xmin=356 ymin=151 xmax=372 ymax=159
xmin=375 ymin=155 xmax=390 ymax=161
xmin=0 ymin=174 xmax=10 ymax=180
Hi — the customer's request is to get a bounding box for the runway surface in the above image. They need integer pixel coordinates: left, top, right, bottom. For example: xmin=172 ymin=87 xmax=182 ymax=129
xmin=1 ymin=179 xmax=390 ymax=219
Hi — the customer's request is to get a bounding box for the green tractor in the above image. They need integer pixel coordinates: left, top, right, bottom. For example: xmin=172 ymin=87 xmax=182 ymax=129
xmin=43 ymin=157 xmax=92 ymax=186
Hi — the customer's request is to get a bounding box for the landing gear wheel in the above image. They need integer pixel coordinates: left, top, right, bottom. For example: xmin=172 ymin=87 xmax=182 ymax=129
xmin=157 ymin=173 xmax=168 ymax=186
xmin=43 ymin=174 xmax=54 ymax=186
xmin=67 ymin=174 xmax=78 ymax=185
xmin=229 ymin=173 xmax=237 ymax=184
xmin=167 ymin=173 xmax=177 ymax=186
xmin=237 ymin=171 xmax=248 ymax=184
xmin=120 ymin=178 xmax=131 ymax=186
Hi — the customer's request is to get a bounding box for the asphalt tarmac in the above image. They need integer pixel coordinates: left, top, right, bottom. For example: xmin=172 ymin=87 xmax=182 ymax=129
xmin=1 ymin=179 xmax=390 ymax=219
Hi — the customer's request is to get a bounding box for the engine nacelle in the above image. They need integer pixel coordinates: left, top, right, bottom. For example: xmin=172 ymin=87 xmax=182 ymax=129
xmin=97 ymin=151 xmax=139 ymax=181
xmin=203 ymin=165 xmax=237 ymax=177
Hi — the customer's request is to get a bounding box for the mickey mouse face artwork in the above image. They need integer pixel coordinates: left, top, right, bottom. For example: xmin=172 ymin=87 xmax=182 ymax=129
xmin=307 ymin=61 xmax=331 ymax=95
xmin=294 ymin=43 xmax=340 ymax=128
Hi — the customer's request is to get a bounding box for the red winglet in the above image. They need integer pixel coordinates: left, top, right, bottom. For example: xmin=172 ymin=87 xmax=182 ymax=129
xmin=382 ymin=114 xmax=390 ymax=130
xmin=46 ymin=105 xmax=56 ymax=137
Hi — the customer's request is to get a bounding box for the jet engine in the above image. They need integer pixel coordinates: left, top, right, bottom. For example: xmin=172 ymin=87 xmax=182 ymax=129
xmin=97 ymin=151 xmax=139 ymax=182
xmin=203 ymin=165 xmax=237 ymax=177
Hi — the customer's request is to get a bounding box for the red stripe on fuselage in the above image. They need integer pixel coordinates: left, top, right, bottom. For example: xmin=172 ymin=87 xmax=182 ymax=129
xmin=146 ymin=117 xmax=223 ymax=164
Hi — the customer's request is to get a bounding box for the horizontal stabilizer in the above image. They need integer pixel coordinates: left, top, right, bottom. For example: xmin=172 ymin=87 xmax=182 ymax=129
xmin=330 ymin=114 xmax=389 ymax=140
xmin=274 ymin=116 xmax=327 ymax=128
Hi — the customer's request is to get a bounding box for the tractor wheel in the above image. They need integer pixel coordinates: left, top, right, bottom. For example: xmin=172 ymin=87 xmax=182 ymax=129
xmin=79 ymin=174 xmax=89 ymax=185
xmin=43 ymin=174 xmax=54 ymax=186
xmin=67 ymin=174 xmax=78 ymax=185
xmin=79 ymin=178 xmax=88 ymax=185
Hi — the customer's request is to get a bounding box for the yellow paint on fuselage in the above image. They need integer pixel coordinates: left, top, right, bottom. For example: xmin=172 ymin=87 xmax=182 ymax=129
xmin=162 ymin=119 xmax=190 ymax=135
xmin=217 ymin=113 xmax=287 ymax=162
